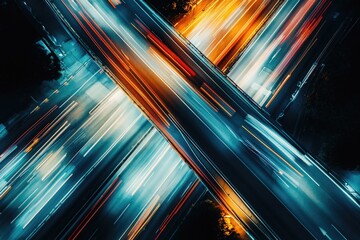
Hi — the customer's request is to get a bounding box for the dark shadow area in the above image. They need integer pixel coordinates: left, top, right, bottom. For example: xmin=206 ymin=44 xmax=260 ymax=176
xmin=0 ymin=0 xmax=61 ymax=122
xmin=145 ymin=0 xmax=198 ymax=23
xmin=174 ymin=195 xmax=243 ymax=240
xmin=302 ymin=18 xmax=360 ymax=170
xmin=283 ymin=0 xmax=360 ymax=171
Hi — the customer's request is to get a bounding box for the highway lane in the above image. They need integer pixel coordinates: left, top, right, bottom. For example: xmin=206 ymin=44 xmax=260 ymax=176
xmin=50 ymin=0 xmax=360 ymax=239
xmin=59 ymin=128 xmax=204 ymax=240
xmin=47 ymin=0 xmax=268 ymax=237
xmin=174 ymin=0 xmax=331 ymax=110
xmin=134 ymin=1 xmax=360 ymax=238
xmin=0 ymin=75 xmax=151 ymax=239
xmin=0 ymin=43 xmax=199 ymax=239
xmin=228 ymin=0 xmax=330 ymax=107
xmin=168 ymin=0 xmax=343 ymax=118
xmin=175 ymin=0 xmax=282 ymax=70
xmin=0 ymin=59 xmax=96 ymax=161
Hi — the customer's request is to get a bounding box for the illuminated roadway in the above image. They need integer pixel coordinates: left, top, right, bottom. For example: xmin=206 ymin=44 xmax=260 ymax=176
xmin=0 ymin=46 xmax=203 ymax=239
xmin=46 ymin=0 xmax=360 ymax=239
xmin=228 ymin=0 xmax=330 ymax=107
xmin=175 ymin=0 xmax=283 ymax=70
xmin=176 ymin=0 xmax=332 ymax=110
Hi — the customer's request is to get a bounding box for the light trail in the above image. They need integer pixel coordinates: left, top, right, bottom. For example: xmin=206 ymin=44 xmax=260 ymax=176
xmin=0 ymin=51 xmax=197 ymax=239
xmin=229 ymin=0 xmax=330 ymax=106
xmin=176 ymin=0 xmax=281 ymax=70
xmin=2 ymin=0 xmax=358 ymax=239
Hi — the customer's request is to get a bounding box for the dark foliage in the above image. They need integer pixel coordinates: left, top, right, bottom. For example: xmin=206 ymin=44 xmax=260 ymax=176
xmin=0 ymin=0 xmax=61 ymax=122
xmin=175 ymin=199 xmax=242 ymax=240
xmin=303 ymin=19 xmax=360 ymax=170
xmin=145 ymin=0 xmax=196 ymax=23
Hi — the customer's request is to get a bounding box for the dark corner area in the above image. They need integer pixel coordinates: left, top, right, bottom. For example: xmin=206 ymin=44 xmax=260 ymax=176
xmin=300 ymin=8 xmax=360 ymax=171
xmin=0 ymin=0 xmax=61 ymax=123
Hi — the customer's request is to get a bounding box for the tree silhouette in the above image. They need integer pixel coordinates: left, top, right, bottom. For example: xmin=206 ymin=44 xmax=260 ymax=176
xmin=146 ymin=0 xmax=198 ymax=23
xmin=0 ymin=0 xmax=61 ymax=122
xmin=175 ymin=198 xmax=243 ymax=240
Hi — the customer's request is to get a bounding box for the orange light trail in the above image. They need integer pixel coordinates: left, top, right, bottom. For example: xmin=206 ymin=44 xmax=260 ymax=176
xmin=135 ymin=19 xmax=196 ymax=77
xmin=200 ymin=82 xmax=235 ymax=117
xmin=260 ymin=0 xmax=329 ymax=106
xmin=61 ymin=0 xmax=171 ymax=128
xmin=176 ymin=0 xmax=282 ymax=69
xmin=128 ymin=195 xmax=161 ymax=240
xmin=68 ymin=178 xmax=122 ymax=240
xmin=0 ymin=105 xmax=58 ymax=159
xmin=155 ymin=179 xmax=200 ymax=240
xmin=242 ymin=125 xmax=303 ymax=177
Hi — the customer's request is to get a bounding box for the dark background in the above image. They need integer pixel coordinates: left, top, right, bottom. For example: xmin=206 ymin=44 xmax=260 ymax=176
xmin=0 ymin=0 xmax=61 ymax=123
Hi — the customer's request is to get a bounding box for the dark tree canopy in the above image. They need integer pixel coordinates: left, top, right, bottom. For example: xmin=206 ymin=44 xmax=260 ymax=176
xmin=0 ymin=0 xmax=61 ymax=122
xmin=145 ymin=0 xmax=197 ymax=23
xmin=175 ymin=198 xmax=243 ymax=240
xmin=303 ymin=19 xmax=360 ymax=170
